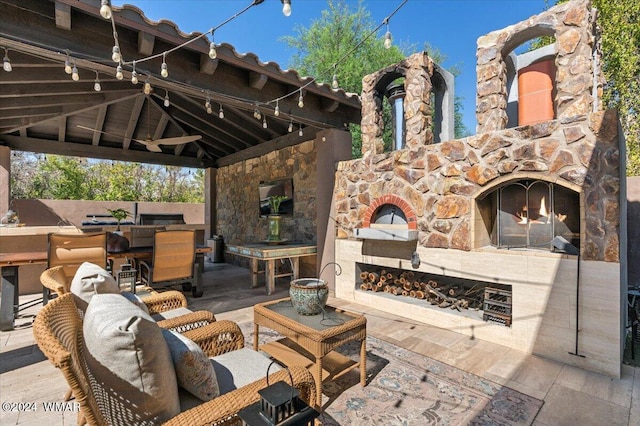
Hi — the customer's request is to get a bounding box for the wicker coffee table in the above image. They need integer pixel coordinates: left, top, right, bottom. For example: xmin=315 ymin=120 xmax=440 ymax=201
xmin=253 ymin=298 xmax=367 ymax=407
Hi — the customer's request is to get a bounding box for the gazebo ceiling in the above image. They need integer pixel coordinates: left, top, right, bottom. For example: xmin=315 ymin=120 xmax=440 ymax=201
xmin=0 ymin=0 xmax=361 ymax=168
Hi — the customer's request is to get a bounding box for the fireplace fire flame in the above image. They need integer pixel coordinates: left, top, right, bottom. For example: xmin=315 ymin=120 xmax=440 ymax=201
xmin=515 ymin=197 xmax=567 ymax=225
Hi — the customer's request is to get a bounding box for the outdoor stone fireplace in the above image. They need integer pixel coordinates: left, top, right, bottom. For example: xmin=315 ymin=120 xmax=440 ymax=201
xmin=333 ymin=0 xmax=625 ymax=378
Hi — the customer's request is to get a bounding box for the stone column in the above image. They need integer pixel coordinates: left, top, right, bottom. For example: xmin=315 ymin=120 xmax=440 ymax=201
xmin=405 ymin=52 xmax=434 ymax=149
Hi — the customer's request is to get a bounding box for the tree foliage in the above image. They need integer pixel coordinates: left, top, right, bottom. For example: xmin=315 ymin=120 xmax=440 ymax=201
xmin=281 ymin=0 xmax=470 ymax=157
xmin=10 ymin=153 xmax=204 ymax=203
xmin=593 ymin=0 xmax=640 ymax=176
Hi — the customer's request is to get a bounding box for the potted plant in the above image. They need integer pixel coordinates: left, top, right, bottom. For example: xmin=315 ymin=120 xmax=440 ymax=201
xmin=107 ymin=208 xmax=131 ymax=233
xmin=268 ymin=195 xmax=287 ymax=215
xmin=266 ymin=195 xmax=287 ymax=242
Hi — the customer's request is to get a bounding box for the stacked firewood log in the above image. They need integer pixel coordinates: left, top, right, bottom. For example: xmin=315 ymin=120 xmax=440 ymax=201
xmin=359 ymin=269 xmax=484 ymax=311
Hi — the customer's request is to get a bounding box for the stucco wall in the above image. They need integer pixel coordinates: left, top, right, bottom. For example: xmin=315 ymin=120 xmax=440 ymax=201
xmin=11 ymin=199 xmax=204 ymax=228
xmin=1 ymin=200 xmax=206 ymax=295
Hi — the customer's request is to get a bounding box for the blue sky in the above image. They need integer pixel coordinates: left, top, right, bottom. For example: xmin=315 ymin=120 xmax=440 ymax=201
xmin=112 ymin=0 xmax=549 ymax=133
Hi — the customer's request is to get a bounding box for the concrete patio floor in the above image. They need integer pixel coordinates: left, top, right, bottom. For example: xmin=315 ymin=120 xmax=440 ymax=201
xmin=1 ymin=262 xmax=639 ymax=425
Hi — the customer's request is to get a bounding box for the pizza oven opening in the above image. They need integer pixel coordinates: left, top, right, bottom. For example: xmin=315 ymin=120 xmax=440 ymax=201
xmin=354 ymin=196 xmax=418 ymax=241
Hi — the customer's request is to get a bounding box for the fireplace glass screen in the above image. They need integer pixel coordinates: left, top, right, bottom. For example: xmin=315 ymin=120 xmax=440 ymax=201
xmin=491 ymin=180 xmax=579 ymax=250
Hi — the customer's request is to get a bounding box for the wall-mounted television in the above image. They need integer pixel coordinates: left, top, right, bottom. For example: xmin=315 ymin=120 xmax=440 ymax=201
xmin=259 ymin=178 xmax=294 ymax=217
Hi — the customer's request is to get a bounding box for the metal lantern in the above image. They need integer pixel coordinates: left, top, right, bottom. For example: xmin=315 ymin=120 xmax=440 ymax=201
xmin=116 ymin=264 xmax=137 ymax=293
xmin=238 ymin=363 xmax=319 ymax=426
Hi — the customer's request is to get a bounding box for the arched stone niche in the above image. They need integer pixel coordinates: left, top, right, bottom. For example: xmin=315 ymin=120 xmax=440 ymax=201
xmin=360 ymin=52 xmax=456 ymax=157
xmin=476 ymin=0 xmax=602 ymax=134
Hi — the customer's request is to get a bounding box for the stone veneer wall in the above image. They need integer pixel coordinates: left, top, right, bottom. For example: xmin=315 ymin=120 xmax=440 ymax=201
xmin=336 ymin=110 xmax=621 ymax=263
xmin=335 ymin=0 xmax=620 ymax=264
xmin=476 ymin=0 xmax=603 ymax=133
xmin=216 ymin=139 xmax=318 ymax=275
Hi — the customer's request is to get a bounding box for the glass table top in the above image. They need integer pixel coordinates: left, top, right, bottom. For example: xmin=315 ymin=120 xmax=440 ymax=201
xmin=262 ymin=299 xmax=357 ymax=331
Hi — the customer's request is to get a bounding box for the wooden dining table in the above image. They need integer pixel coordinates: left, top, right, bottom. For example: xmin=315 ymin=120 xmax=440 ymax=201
xmin=0 ymin=245 xmax=211 ymax=331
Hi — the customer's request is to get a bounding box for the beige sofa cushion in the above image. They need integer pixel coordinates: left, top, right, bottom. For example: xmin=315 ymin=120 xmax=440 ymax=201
xmin=83 ymin=293 xmax=180 ymax=424
xmin=152 ymin=307 xmax=192 ymax=321
xmin=70 ymin=262 xmax=119 ymax=311
xmin=162 ymin=329 xmax=220 ymax=401
xmin=211 ymin=347 xmax=281 ymax=394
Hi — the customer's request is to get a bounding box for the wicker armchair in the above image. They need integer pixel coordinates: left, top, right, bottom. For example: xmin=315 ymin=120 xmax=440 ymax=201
xmin=33 ymin=293 xmax=317 ymax=426
xmin=40 ymin=266 xmax=215 ymax=333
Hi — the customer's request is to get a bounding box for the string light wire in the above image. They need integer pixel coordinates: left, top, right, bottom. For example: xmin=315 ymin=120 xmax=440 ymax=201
xmin=4 ymin=0 xmax=408 ymax=138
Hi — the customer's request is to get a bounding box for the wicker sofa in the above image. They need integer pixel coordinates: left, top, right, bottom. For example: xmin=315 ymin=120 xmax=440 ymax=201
xmin=33 ymin=292 xmax=317 ymax=425
xmin=40 ymin=265 xmax=214 ymax=332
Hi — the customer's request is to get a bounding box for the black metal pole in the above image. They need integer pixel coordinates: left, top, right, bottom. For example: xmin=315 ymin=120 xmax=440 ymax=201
xmin=569 ymin=253 xmax=585 ymax=357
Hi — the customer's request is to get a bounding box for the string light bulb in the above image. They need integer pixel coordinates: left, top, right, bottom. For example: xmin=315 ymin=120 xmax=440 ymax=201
xmin=131 ymin=61 xmax=138 ymax=84
xmin=218 ymin=104 xmax=224 ymax=119
xmin=298 ymin=90 xmax=304 ymax=108
xmin=2 ymin=49 xmax=11 ymax=72
xmin=298 ymin=123 xmax=303 ymax=136
xmin=71 ymin=62 xmax=79 ymax=81
xmin=111 ymin=45 xmax=121 ymax=63
xmin=160 ymin=52 xmax=168 ymax=78
xmin=205 ymin=95 xmax=212 ymax=114
xmin=100 ymin=0 xmax=112 ymax=20
xmin=164 ymin=90 xmax=170 ymax=107
xmin=384 ymin=31 xmax=392 ymax=49
xmin=143 ymin=78 xmax=152 ymax=95
xmin=281 ymin=0 xmax=292 ymax=17
xmin=332 ymin=72 xmax=339 ymax=89
xmin=288 ymin=119 xmax=293 ymax=133
xmin=384 ymin=20 xmax=392 ymax=49
xmin=274 ymin=101 xmax=280 ymax=117
xmin=262 ymin=116 xmax=267 ymax=129
xmin=64 ymin=52 xmax=72 ymax=74
xmin=115 ymin=64 xmax=123 ymax=80
xmin=254 ymin=107 xmax=261 ymax=120
xmin=93 ymin=71 xmax=101 ymax=91
xmin=209 ymin=31 xmax=217 ymax=59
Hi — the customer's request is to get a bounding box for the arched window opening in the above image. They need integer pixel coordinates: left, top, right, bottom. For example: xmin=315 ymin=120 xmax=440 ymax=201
xmin=431 ymin=64 xmax=455 ymax=143
xmin=505 ymin=40 xmax=557 ymax=128
xmin=385 ymin=81 xmax=406 ymax=151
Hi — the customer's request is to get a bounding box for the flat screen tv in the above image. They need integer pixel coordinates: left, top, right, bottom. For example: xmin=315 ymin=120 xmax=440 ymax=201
xmin=259 ymin=178 xmax=294 ymax=216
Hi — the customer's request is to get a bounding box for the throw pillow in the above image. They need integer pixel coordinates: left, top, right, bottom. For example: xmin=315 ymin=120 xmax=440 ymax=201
xmin=162 ymin=329 xmax=220 ymax=401
xmin=83 ymin=293 xmax=180 ymax=424
xmin=70 ymin=262 xmax=119 ymax=311
xmin=121 ymin=291 xmax=150 ymax=315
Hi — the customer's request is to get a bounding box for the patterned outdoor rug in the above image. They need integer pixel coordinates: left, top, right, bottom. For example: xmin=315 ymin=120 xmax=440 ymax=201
xmin=239 ymin=322 xmax=543 ymax=426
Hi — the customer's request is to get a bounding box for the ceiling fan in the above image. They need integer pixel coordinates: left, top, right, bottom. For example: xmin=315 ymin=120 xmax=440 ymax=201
xmin=77 ymin=125 xmax=202 ymax=152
